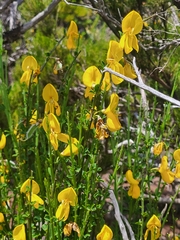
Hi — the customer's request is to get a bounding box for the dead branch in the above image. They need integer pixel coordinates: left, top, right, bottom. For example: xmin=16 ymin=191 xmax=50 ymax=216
xmin=103 ymin=60 xmax=180 ymax=108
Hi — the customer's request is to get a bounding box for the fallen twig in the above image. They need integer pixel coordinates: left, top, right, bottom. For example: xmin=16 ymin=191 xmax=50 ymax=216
xmin=101 ymin=182 xmax=136 ymax=240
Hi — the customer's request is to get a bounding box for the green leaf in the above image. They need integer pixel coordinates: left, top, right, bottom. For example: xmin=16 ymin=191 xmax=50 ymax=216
xmin=21 ymin=124 xmax=39 ymax=141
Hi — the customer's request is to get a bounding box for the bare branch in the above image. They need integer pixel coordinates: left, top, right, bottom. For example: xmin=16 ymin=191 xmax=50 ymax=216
xmin=133 ymin=58 xmax=149 ymax=116
xmin=21 ymin=0 xmax=61 ymax=34
xmin=103 ymin=63 xmax=180 ymax=107
xmin=101 ymin=181 xmax=135 ymax=240
xmin=0 ymin=0 xmax=14 ymax=14
xmin=63 ymin=0 xmax=98 ymax=11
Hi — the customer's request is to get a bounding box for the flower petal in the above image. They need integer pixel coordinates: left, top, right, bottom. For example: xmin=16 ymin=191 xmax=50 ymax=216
xmin=125 ymin=170 xmax=139 ymax=185
xmin=42 ymin=83 xmax=59 ymax=102
xmin=57 ymin=187 xmax=78 ymax=206
xmin=173 ymin=149 xmax=180 ymax=162
xmin=13 ymin=224 xmax=26 ymax=240
xmin=22 ymin=56 xmax=37 ymax=71
xmin=56 ymin=202 xmax=70 ymax=221
xmin=83 ymin=66 xmax=102 ymax=88
xmin=96 ymin=224 xmax=113 ymax=240
xmin=0 ymin=133 xmax=6 ymax=150
xmin=20 ymin=179 xmax=40 ymax=194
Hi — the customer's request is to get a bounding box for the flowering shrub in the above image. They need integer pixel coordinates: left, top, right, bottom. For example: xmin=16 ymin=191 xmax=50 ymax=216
xmin=0 ymin=9 xmax=180 ymax=240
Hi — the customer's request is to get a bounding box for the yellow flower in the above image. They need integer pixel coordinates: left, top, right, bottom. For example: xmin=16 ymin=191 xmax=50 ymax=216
xmin=0 ymin=133 xmax=6 ymax=150
xmin=96 ymin=224 xmax=113 ymax=240
xmin=67 ymin=21 xmax=79 ymax=50
xmin=43 ymin=113 xmax=61 ymax=150
xmin=102 ymin=93 xmax=121 ymax=132
xmin=158 ymin=156 xmax=175 ymax=184
xmin=153 ymin=142 xmax=164 ymax=156
xmin=144 ymin=215 xmax=161 ymax=240
xmin=56 ymin=187 xmax=78 ymax=221
xmin=104 ymin=40 xmax=124 ymax=85
xmin=20 ymin=178 xmax=44 ymax=209
xmin=58 ymin=133 xmax=79 ymax=156
xmin=0 ymin=162 xmax=9 ymax=183
xmin=83 ymin=66 xmax=102 ymax=100
xmin=20 ymin=56 xmax=39 ymax=86
xmin=124 ymin=62 xmax=136 ymax=79
xmin=119 ymin=10 xmax=143 ymax=54
xmin=63 ymin=222 xmax=80 ymax=237
xmin=43 ymin=114 xmax=79 ymax=154
xmin=0 ymin=212 xmax=4 ymax=231
xmin=42 ymin=83 xmax=61 ymax=116
xmin=13 ymin=224 xmax=26 ymax=240
xmin=175 ymin=163 xmax=180 ymax=178
xmin=125 ymin=170 xmax=140 ymax=199
xmin=173 ymin=149 xmax=180 ymax=162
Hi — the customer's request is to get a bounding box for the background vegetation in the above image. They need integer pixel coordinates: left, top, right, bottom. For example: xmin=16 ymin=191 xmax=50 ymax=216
xmin=1 ymin=0 xmax=180 ymax=239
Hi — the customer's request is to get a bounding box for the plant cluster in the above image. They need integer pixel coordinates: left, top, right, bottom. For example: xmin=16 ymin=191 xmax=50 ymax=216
xmin=1 ymin=9 xmax=180 ymax=240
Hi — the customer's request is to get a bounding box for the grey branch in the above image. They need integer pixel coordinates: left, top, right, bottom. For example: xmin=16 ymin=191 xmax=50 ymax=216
xmin=0 ymin=0 xmax=14 ymax=14
xmin=101 ymin=181 xmax=135 ymax=240
xmin=103 ymin=63 xmax=180 ymax=107
xmin=21 ymin=0 xmax=61 ymax=34
xmin=133 ymin=58 xmax=149 ymax=116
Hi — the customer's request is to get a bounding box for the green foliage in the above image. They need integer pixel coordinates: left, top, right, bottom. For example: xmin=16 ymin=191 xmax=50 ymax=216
xmin=2 ymin=2 xmax=180 ymax=240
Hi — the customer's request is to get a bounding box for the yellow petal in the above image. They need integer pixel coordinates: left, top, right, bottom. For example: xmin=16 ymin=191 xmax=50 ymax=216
xmin=153 ymin=142 xmax=164 ymax=156
xmin=56 ymin=201 xmax=70 ymax=221
xmin=50 ymin=132 xmax=59 ymax=150
xmin=0 ymin=133 xmax=6 ymax=150
xmin=122 ymin=10 xmax=143 ymax=34
xmin=42 ymin=83 xmax=59 ymax=102
xmin=158 ymin=156 xmax=168 ymax=172
xmin=119 ymin=34 xmax=126 ymax=50
xmin=128 ymin=184 xmax=140 ymax=199
xmin=110 ymin=62 xmax=124 ymax=85
xmin=132 ymin=35 xmax=139 ymax=52
xmin=124 ymin=62 xmax=136 ymax=79
xmin=161 ymin=170 xmax=175 ymax=184
xmin=20 ymin=179 xmax=40 ymax=194
xmin=0 ymin=213 xmax=4 ymax=223
xmin=103 ymin=93 xmax=119 ymax=114
xmin=13 ymin=224 xmax=26 ymax=240
xmin=144 ymin=229 xmax=149 ymax=240
xmin=124 ymin=33 xmax=133 ymax=54
xmin=20 ymin=70 xmax=31 ymax=86
xmin=147 ymin=214 xmax=161 ymax=229
xmin=55 ymin=102 xmax=61 ymax=116
xmin=67 ymin=21 xmax=78 ymax=37
xmin=22 ymin=56 xmax=37 ymax=71
xmin=82 ymin=66 xmax=102 ymax=88
xmin=61 ymin=142 xmax=79 ymax=156
xmin=101 ymin=73 xmax=111 ymax=91
xmin=173 ymin=149 xmax=180 ymax=162
xmin=57 ymin=133 xmax=70 ymax=143
xmin=57 ymin=187 xmax=78 ymax=206
xmin=84 ymin=87 xmax=94 ymax=100
xmin=175 ymin=163 xmax=180 ymax=178
xmin=42 ymin=113 xmax=61 ymax=134
xmin=27 ymin=193 xmax=44 ymax=209
xmin=107 ymin=40 xmax=123 ymax=62
xmin=125 ymin=170 xmax=139 ymax=185
xmin=106 ymin=112 xmax=121 ymax=132
xmin=96 ymin=224 xmax=113 ymax=240
xmin=67 ymin=21 xmax=79 ymax=50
